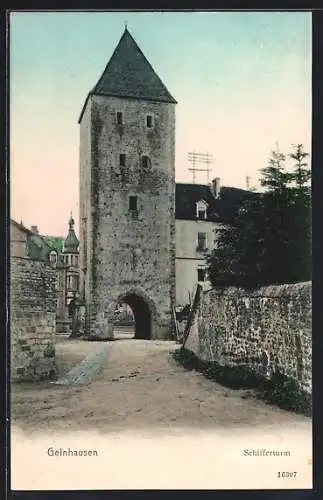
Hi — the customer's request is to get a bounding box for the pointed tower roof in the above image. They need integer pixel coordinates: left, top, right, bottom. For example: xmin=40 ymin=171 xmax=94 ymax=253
xmin=79 ymin=28 xmax=177 ymax=122
xmin=63 ymin=213 xmax=79 ymax=253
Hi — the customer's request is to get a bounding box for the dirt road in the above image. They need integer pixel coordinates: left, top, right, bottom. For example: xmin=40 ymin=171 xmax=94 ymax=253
xmin=11 ymin=330 xmax=312 ymax=489
xmin=11 ymin=330 xmax=310 ymax=434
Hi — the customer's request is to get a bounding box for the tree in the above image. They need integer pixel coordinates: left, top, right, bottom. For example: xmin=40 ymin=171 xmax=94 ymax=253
xmin=289 ymin=143 xmax=311 ymax=196
xmin=207 ymin=143 xmax=311 ymax=288
xmin=260 ymin=143 xmax=289 ymax=195
xmin=207 ymin=193 xmax=267 ymax=288
xmin=258 ymin=144 xmax=294 ymax=283
xmin=285 ymin=144 xmax=311 ymax=282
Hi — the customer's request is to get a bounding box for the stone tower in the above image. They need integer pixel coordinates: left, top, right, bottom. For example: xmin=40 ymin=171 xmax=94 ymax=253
xmin=78 ymin=28 xmax=177 ymax=340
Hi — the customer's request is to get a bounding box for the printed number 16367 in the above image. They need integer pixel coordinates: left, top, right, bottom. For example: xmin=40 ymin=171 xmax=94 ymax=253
xmin=277 ymin=472 xmax=298 ymax=478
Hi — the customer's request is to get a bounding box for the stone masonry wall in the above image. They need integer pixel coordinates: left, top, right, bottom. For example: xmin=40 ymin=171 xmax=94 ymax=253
xmin=11 ymin=257 xmax=58 ymax=382
xmin=80 ymin=94 xmax=176 ymax=339
xmin=184 ymin=282 xmax=312 ymax=394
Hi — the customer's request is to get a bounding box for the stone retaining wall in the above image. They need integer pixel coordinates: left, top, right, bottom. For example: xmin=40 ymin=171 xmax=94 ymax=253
xmin=184 ymin=282 xmax=312 ymax=394
xmin=11 ymin=257 xmax=58 ymax=381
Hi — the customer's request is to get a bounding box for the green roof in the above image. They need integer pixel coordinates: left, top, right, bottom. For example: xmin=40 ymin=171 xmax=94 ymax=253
xmin=43 ymin=236 xmax=64 ymax=254
xmin=63 ymin=214 xmax=79 ymax=253
xmin=27 ymin=234 xmax=52 ymax=262
xmin=64 ymin=232 xmax=79 ymax=252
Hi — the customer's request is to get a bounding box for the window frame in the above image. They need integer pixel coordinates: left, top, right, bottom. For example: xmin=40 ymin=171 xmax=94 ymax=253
xmin=146 ymin=114 xmax=154 ymax=129
xmin=116 ymin=111 xmax=123 ymax=125
xmin=119 ymin=153 xmax=126 ymax=167
xmin=197 ymin=267 xmax=207 ymax=282
xmin=197 ymin=231 xmax=207 ymax=251
xmin=129 ymin=195 xmax=138 ymax=212
xmin=141 ymin=155 xmax=152 ymax=170
xmin=49 ymin=251 xmax=57 ymax=264
xmin=196 ymin=199 xmax=208 ymax=220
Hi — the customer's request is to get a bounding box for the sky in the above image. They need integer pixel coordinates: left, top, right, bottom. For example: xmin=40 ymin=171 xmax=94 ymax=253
xmin=10 ymin=11 xmax=312 ymax=236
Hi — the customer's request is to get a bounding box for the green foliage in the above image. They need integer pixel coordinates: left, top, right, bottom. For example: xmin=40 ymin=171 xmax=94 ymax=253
xmin=288 ymin=143 xmax=311 ymax=194
xmin=260 ymin=145 xmax=288 ymax=194
xmin=43 ymin=236 xmax=64 ymax=254
xmin=208 ymin=143 xmax=311 ymax=288
xmin=173 ymin=348 xmax=312 ymax=416
xmin=113 ymin=309 xmax=135 ymax=326
xmin=261 ymin=370 xmax=312 ymax=416
xmin=173 ymin=348 xmax=264 ymax=389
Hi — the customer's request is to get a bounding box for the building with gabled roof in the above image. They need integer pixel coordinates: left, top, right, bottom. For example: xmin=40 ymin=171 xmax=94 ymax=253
xmin=10 ymin=219 xmax=54 ymax=262
xmin=175 ymin=182 xmax=254 ymax=224
xmin=10 ymin=215 xmax=80 ymax=332
xmin=175 ymin=180 xmax=256 ymax=305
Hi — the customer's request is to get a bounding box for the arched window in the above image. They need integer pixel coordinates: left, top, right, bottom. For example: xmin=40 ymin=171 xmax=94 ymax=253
xmin=141 ymin=155 xmax=151 ymax=171
xmin=49 ymin=251 xmax=57 ymax=265
xmin=196 ymin=199 xmax=208 ymax=220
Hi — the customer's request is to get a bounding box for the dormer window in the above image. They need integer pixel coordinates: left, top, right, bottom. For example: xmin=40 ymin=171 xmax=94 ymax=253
xmin=146 ymin=115 xmax=153 ymax=128
xmin=49 ymin=251 xmax=57 ymax=265
xmin=116 ymin=111 xmax=123 ymax=125
xmin=196 ymin=200 xmax=208 ymax=220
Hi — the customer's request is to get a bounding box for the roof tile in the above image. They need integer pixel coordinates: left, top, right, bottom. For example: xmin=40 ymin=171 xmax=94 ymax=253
xmin=79 ymin=28 xmax=176 ymax=122
xmin=175 ymin=183 xmax=256 ymax=224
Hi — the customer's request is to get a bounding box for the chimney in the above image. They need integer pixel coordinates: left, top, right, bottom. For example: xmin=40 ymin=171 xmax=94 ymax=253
xmin=31 ymin=225 xmax=39 ymax=234
xmin=211 ymin=177 xmax=221 ymax=199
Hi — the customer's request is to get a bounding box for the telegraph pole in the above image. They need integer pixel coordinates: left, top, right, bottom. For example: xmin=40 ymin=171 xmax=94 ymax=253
xmin=188 ymin=151 xmax=213 ymax=184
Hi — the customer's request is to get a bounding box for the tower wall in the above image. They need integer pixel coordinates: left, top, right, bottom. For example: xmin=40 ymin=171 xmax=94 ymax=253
xmin=79 ymin=94 xmax=176 ymax=339
xmin=79 ymin=100 xmax=93 ymax=335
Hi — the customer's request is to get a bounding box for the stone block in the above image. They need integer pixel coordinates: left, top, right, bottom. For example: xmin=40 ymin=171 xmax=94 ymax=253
xmin=185 ymin=282 xmax=312 ymax=394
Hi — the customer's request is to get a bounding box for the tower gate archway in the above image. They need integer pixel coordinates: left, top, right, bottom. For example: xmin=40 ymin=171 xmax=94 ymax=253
xmin=116 ymin=290 xmax=156 ymax=340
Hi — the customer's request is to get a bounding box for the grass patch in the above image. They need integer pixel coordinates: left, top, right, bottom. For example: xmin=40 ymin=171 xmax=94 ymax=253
xmin=173 ymin=347 xmax=312 ymax=417
xmin=260 ymin=370 xmax=312 ymax=417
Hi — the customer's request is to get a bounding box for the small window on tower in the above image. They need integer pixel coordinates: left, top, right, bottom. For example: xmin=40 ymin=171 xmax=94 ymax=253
xmin=119 ymin=154 xmax=126 ymax=167
xmin=142 ymin=155 xmax=151 ymax=170
xmin=116 ymin=112 xmax=123 ymax=125
xmin=146 ymin=115 xmax=153 ymax=128
xmin=129 ymin=196 xmax=138 ymax=212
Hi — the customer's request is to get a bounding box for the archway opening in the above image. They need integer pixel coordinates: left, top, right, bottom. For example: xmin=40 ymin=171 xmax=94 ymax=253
xmin=114 ymin=293 xmax=152 ymax=340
